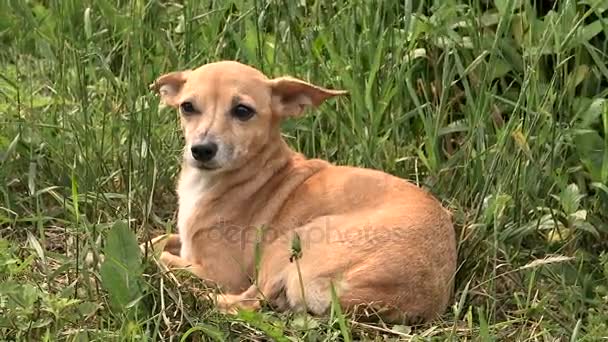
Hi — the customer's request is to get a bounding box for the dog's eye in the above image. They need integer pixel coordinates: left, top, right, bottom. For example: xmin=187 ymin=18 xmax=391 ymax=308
xmin=180 ymin=101 xmax=197 ymax=115
xmin=232 ymin=104 xmax=255 ymax=121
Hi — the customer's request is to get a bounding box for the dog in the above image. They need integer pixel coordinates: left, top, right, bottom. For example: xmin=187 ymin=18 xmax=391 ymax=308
xmin=146 ymin=60 xmax=457 ymax=324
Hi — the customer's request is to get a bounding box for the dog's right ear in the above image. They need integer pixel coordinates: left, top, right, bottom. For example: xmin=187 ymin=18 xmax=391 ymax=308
xmin=149 ymin=70 xmax=190 ymax=107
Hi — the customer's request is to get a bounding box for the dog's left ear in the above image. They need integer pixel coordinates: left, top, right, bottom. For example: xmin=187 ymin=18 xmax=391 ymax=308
xmin=269 ymin=76 xmax=347 ymax=118
xmin=149 ymin=70 xmax=191 ymax=107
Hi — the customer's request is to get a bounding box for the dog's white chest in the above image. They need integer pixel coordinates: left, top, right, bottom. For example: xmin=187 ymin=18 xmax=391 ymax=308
xmin=177 ymin=170 xmax=209 ymax=260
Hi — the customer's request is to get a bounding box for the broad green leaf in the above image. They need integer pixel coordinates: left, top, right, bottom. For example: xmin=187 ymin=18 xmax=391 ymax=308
xmin=27 ymin=160 xmax=36 ymax=196
xmin=180 ymin=324 xmax=226 ymax=342
xmin=0 ymin=133 xmax=19 ymax=164
xmin=83 ymin=7 xmax=92 ymax=40
xmin=494 ymin=0 xmax=523 ymax=15
xmin=99 ymin=221 xmax=144 ymax=314
xmin=573 ymin=97 xmax=606 ymax=128
xmin=569 ymin=65 xmax=590 ymax=91
xmin=26 ymin=231 xmax=46 ymax=273
xmin=591 ymin=182 xmax=608 ymax=196
xmin=290 ymin=313 xmax=320 ymax=331
xmin=477 ymin=306 xmax=492 ymax=340
xmin=511 ymin=14 xmax=525 ymax=47
xmin=491 ymin=58 xmax=513 ymax=79
xmin=580 ymin=20 xmax=606 ymax=43
xmin=574 ymin=129 xmax=606 ymax=182
xmin=237 ymin=310 xmax=289 ymax=342
xmin=559 ymin=184 xmax=585 ymax=215
xmin=4 ymin=282 xmax=40 ymax=310
xmin=585 ymin=41 xmax=608 ymax=81
xmin=580 ymin=0 xmax=608 ymax=13
xmin=573 ymin=221 xmax=600 ymax=238
xmin=481 ymin=10 xmax=501 ymax=27
xmin=391 ymin=324 xmax=412 ymax=335
xmin=78 ymin=301 xmax=99 ymax=317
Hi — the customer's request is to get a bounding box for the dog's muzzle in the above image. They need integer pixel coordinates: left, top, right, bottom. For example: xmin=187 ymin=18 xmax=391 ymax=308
xmin=191 ymin=142 xmax=218 ymax=163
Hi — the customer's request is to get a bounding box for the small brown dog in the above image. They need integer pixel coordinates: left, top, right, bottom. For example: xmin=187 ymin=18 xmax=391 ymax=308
xmin=147 ymin=61 xmax=457 ymax=324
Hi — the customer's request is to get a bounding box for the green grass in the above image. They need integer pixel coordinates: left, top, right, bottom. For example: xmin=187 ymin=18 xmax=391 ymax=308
xmin=1 ymin=0 xmax=608 ymax=340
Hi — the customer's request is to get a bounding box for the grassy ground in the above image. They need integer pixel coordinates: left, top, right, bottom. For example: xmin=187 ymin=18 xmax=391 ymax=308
xmin=1 ymin=0 xmax=608 ymax=340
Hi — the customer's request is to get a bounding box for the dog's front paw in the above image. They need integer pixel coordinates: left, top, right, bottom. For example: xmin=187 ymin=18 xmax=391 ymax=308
xmin=139 ymin=234 xmax=180 ymax=256
xmin=215 ymin=292 xmax=261 ymax=315
xmin=215 ymin=294 xmax=241 ymax=315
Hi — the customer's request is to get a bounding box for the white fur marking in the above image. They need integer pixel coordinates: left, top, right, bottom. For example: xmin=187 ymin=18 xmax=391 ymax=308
xmin=177 ymin=168 xmax=209 ymax=260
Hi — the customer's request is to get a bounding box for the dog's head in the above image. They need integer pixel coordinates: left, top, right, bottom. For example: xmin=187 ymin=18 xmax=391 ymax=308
xmin=150 ymin=61 xmax=346 ymax=172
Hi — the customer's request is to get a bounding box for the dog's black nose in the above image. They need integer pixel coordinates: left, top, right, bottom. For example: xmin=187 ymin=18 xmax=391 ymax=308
xmin=191 ymin=142 xmax=218 ymax=162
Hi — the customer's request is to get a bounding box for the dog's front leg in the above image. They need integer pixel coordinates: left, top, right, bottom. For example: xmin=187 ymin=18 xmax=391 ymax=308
xmin=140 ymin=234 xmax=209 ymax=279
xmin=140 ymin=233 xmax=181 ymax=256
xmin=157 ymin=250 xmax=209 ymax=280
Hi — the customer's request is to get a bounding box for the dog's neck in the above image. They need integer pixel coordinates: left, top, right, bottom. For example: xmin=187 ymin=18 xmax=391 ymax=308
xmin=177 ymin=134 xmax=295 ymax=230
xmin=187 ymin=136 xmax=293 ymax=194
xmin=176 ymin=133 xmax=330 ymax=261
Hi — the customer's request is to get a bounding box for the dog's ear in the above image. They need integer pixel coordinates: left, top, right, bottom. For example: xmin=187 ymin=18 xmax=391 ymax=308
xmin=269 ymin=76 xmax=347 ymax=118
xmin=149 ymin=70 xmax=191 ymax=107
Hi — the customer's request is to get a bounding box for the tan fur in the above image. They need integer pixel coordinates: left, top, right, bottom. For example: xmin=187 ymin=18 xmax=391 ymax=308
xmin=147 ymin=61 xmax=457 ymax=324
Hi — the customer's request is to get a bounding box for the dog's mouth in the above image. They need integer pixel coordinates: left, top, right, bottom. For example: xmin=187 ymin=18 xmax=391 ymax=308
xmin=187 ymin=158 xmax=221 ymax=171
xmin=196 ymin=162 xmax=221 ymax=171
xmin=184 ymin=143 xmax=235 ymax=172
